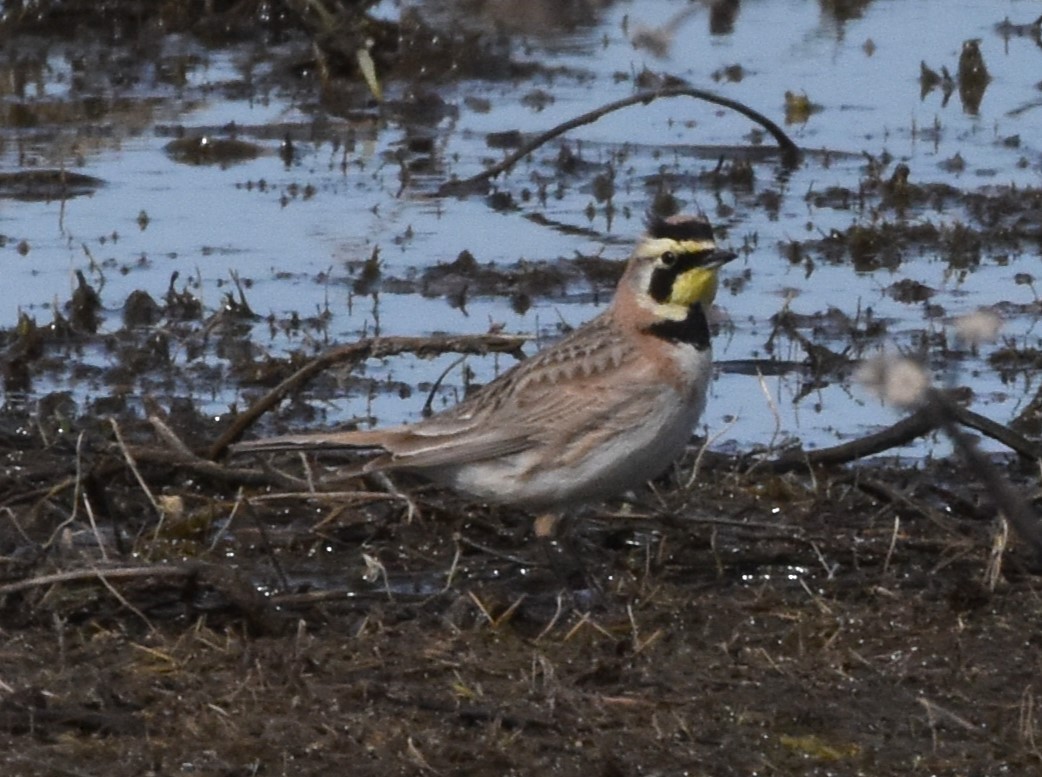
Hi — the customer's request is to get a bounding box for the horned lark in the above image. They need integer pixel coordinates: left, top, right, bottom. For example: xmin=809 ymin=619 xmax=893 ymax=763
xmin=235 ymin=214 xmax=735 ymax=508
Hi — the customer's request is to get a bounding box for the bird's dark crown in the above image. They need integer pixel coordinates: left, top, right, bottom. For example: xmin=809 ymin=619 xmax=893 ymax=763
xmin=645 ymin=213 xmax=715 ymax=243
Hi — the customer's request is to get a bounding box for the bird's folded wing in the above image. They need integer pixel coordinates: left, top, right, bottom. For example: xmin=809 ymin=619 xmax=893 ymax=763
xmin=393 ymin=379 xmax=674 ymax=471
xmin=231 ymin=422 xmax=536 ymax=471
xmin=515 ymin=379 xmax=670 ymax=440
xmin=366 ymin=425 xmax=535 ymax=471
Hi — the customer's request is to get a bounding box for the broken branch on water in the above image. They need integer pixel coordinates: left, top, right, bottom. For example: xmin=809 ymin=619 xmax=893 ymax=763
xmin=207 ymin=332 xmax=529 ymax=460
xmin=438 ymin=85 xmax=800 ymax=196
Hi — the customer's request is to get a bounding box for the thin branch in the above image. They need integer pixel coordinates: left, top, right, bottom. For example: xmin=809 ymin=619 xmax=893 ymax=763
xmin=91 ymin=564 xmax=156 ymax=633
xmin=745 ymin=388 xmax=1042 ymax=561
xmin=207 ymin=333 xmax=528 ymax=460
xmin=147 ymin=413 xmax=198 ymax=459
xmin=759 ymin=394 xmax=1042 ymax=474
xmin=926 ymin=389 xmax=1042 ymax=562
xmin=764 ymin=406 xmax=938 ymax=473
xmin=0 ymin=562 xmax=286 ymax=634
xmin=947 ymin=402 xmax=1042 ymax=460
xmin=125 ymin=446 xmax=306 ymax=489
xmin=109 ymin=417 xmax=163 ymax=539
xmin=76 ymin=431 xmax=108 ymax=560
xmin=0 ymin=564 xmax=191 ymax=596
xmin=438 ymin=86 xmax=799 ymax=195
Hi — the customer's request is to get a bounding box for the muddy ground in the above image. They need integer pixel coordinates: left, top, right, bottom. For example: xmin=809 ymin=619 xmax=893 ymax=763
xmin=2 ymin=2 xmax=1042 ymax=776
xmin=5 ymin=377 xmax=1042 ymax=777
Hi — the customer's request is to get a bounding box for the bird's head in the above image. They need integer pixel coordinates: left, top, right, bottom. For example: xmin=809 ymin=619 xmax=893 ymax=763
xmin=623 ymin=213 xmax=736 ymax=323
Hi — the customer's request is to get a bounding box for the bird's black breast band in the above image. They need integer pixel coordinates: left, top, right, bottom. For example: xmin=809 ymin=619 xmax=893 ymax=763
xmin=646 ymin=304 xmax=711 ymax=350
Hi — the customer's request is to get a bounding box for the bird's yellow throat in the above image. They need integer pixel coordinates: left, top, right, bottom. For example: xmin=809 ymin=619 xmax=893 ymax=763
xmin=669 ymin=267 xmax=719 ymax=308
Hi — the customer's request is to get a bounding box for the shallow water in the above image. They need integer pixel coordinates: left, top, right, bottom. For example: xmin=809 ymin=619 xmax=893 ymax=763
xmin=2 ymin=0 xmax=1040 ymax=458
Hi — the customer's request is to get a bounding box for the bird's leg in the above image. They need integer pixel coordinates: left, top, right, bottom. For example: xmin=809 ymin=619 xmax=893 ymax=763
xmin=533 ymin=512 xmax=601 ymax=600
xmin=532 ymin=513 xmax=562 ymax=541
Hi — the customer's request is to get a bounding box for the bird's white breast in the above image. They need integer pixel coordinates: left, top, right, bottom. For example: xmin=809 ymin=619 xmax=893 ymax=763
xmin=440 ymin=342 xmax=714 ymax=508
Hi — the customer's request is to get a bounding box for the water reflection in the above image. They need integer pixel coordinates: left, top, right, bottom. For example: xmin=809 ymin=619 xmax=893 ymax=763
xmin=0 ymin=0 xmax=1039 ymax=461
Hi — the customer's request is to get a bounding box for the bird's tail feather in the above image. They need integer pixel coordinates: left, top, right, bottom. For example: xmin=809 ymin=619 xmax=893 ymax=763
xmin=230 ymin=429 xmax=392 ymax=456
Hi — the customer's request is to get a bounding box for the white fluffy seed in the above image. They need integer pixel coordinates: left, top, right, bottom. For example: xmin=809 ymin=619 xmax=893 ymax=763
xmin=954 ymin=309 xmax=1003 ymax=347
xmin=856 ymin=354 xmax=931 ymax=409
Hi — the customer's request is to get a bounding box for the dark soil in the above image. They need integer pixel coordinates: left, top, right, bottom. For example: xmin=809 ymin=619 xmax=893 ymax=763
xmin=3 ymin=405 xmax=1042 ymax=775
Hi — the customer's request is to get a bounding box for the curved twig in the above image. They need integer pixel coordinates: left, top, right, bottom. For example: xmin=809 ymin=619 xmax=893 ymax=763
xmin=947 ymin=402 xmax=1042 ymax=461
xmin=925 ymin=389 xmax=1042 ymax=562
xmin=762 ymin=406 xmax=938 ymax=474
xmin=208 ymin=333 xmax=528 ymax=460
xmin=760 ymin=399 xmax=1042 ymax=475
xmin=0 ymin=561 xmax=286 ymax=633
xmin=750 ymin=393 xmax=1042 ymax=561
xmin=438 ymin=86 xmax=799 ymax=195
xmin=0 ymin=564 xmax=192 ymax=596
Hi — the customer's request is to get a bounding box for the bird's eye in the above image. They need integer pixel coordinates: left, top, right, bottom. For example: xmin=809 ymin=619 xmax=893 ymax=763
xmin=661 ymin=251 xmax=677 ymax=267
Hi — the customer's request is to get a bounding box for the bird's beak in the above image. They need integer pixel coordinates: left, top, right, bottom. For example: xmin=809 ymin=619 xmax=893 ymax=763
xmin=706 ymin=249 xmax=738 ymax=269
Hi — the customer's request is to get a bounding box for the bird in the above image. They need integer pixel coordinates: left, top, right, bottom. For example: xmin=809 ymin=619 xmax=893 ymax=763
xmin=234 ymin=214 xmax=736 ymax=510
